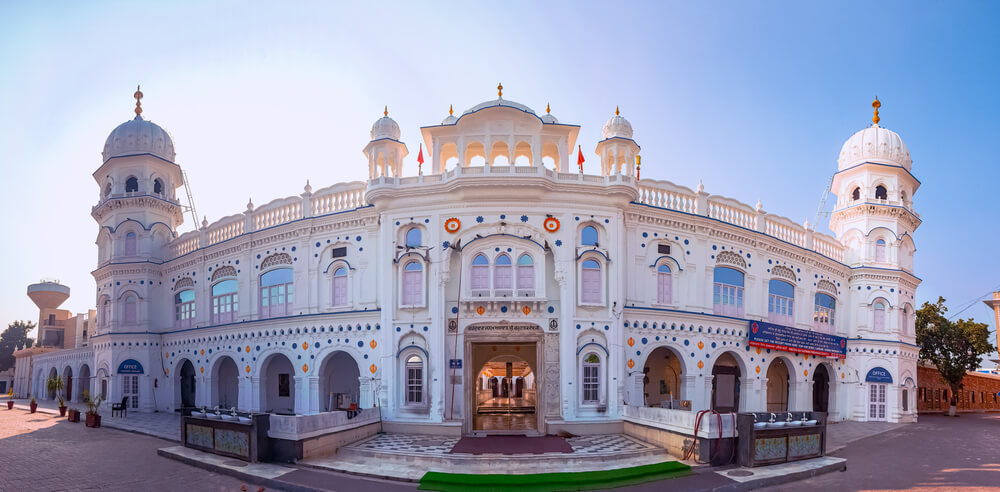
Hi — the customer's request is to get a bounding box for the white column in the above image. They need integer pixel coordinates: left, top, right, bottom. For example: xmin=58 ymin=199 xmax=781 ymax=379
xmin=238 ymin=376 xmax=254 ymax=412
xmin=294 ymin=375 xmax=308 ymax=415
xmin=308 ymin=376 xmax=320 ymax=414
xmin=249 ymin=376 xmax=262 ymax=412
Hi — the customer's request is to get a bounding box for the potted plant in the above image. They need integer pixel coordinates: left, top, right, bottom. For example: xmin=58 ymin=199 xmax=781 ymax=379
xmin=6 ymin=399 xmax=12 ymax=410
xmin=29 ymin=395 xmax=37 ymax=413
xmin=47 ymin=375 xmax=66 ymax=417
xmin=67 ymin=407 xmax=80 ymax=422
xmin=85 ymin=392 xmax=103 ymax=428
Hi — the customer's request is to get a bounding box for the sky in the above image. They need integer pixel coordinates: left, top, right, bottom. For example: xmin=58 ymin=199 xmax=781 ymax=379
xmin=1 ymin=1 xmax=998 ymax=358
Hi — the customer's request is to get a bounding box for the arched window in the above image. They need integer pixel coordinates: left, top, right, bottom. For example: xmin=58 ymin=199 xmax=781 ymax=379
xmin=212 ymin=279 xmax=238 ymax=324
xmin=405 ymin=355 xmax=424 ymax=405
xmin=768 ymin=279 xmax=795 ymax=325
xmin=101 ymin=298 xmax=111 ymax=328
xmin=814 ymin=293 xmax=836 ymax=331
xmin=471 ymin=254 xmax=489 ymax=295
xmin=332 ymin=267 xmax=348 ymax=307
xmin=582 ymin=352 xmax=601 ymax=404
xmin=657 ymin=264 xmax=672 ymax=304
xmin=123 ymin=294 xmax=137 ymax=323
xmin=901 ymin=305 xmax=912 ymax=336
xmin=900 ymin=190 xmax=907 ymax=204
xmin=405 ymin=228 xmax=422 ymax=248
xmin=125 ymin=176 xmax=139 ymax=193
xmin=875 ymin=239 xmax=887 ymax=263
xmin=153 ymin=178 xmax=163 ymax=195
xmin=260 ymin=268 xmax=294 ymax=318
xmin=581 ymin=226 xmax=598 ymax=246
xmin=494 ymin=254 xmax=512 ymax=293
xmin=174 ymin=290 xmax=195 ymax=329
xmin=104 ymin=183 xmax=112 ymax=198
xmin=713 ymin=267 xmax=745 ymax=316
xmin=581 ymin=259 xmax=602 ymax=304
xmin=851 ymin=187 xmax=861 ymax=201
xmin=873 ymin=301 xmax=886 ymax=332
xmin=402 ymin=261 xmax=423 ymax=306
xmin=875 ymin=185 xmax=887 ymax=200
xmin=517 ymin=254 xmax=534 ymax=293
xmin=124 ymin=232 xmax=137 ymax=256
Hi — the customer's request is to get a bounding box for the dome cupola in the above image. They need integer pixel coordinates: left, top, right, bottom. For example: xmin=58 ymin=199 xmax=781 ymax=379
xmin=370 ymin=106 xmax=401 ymax=140
xmin=602 ymin=107 xmax=633 ymax=140
xmin=441 ymin=104 xmax=458 ymax=125
xmin=102 ymin=86 xmax=176 ymax=162
xmin=837 ymin=98 xmax=911 ymax=171
xmin=540 ymin=103 xmax=558 ymax=124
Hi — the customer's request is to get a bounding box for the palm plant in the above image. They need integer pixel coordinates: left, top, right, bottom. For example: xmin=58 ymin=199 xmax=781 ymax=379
xmin=47 ymin=375 xmax=65 ymax=407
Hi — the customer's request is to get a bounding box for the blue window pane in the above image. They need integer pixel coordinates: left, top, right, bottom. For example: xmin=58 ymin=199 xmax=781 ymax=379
xmin=768 ymin=279 xmax=794 ymax=298
xmin=212 ymin=279 xmax=238 ymax=296
xmin=472 ymin=254 xmax=489 ymax=265
xmin=582 ymin=259 xmax=600 ymax=269
xmin=657 ymin=264 xmax=671 ymax=273
xmin=581 ymin=226 xmax=598 ymax=246
xmin=815 ymin=293 xmax=836 ymax=309
xmin=517 ymin=254 xmax=533 ymax=266
xmin=175 ymin=290 xmax=195 ymax=304
xmin=405 ymin=228 xmax=422 ymax=247
xmin=334 ymin=267 xmax=347 ymax=277
xmin=405 ymin=261 xmax=423 ymax=271
xmin=261 ymin=267 xmax=293 ymax=287
xmin=714 ymin=267 xmax=744 ymax=287
xmin=496 ymin=254 xmax=511 ymax=265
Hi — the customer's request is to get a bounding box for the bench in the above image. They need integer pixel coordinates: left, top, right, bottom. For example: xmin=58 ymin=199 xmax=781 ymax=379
xmin=111 ymin=396 xmax=129 ymax=417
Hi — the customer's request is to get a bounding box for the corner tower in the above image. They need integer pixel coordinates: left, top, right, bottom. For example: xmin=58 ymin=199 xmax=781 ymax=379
xmin=91 ymin=87 xmax=184 ymax=334
xmin=363 ymin=107 xmax=408 ymax=179
xmin=594 ymin=107 xmax=640 ymax=177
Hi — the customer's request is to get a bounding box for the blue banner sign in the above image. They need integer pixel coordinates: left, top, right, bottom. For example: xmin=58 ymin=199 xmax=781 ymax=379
xmin=117 ymin=359 xmax=144 ymax=375
xmin=449 ymin=359 xmax=463 ymax=369
xmin=747 ymin=320 xmax=847 ymax=359
xmin=865 ymin=367 xmax=893 ymax=383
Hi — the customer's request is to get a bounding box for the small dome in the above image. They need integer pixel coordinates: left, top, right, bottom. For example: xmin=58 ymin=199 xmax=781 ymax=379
xmin=370 ymin=115 xmax=401 ymax=141
xmin=837 ymin=124 xmax=911 ymax=171
xmin=102 ymin=115 xmax=176 ymax=162
xmin=541 ymin=113 xmax=558 ymax=124
xmin=441 ymin=114 xmax=459 ymax=125
xmin=602 ymin=110 xmax=633 ymax=140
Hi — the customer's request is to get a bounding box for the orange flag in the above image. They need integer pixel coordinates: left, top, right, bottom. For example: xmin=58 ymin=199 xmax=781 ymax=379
xmin=417 ymin=144 xmax=425 ymax=173
xmin=577 ymin=145 xmax=585 ymax=173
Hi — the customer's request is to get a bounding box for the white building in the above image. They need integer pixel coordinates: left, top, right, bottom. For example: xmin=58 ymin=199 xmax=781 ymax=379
xmin=26 ymin=89 xmax=920 ymax=436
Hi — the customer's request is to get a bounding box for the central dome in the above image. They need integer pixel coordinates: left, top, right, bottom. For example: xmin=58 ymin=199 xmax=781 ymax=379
xmin=102 ymin=115 xmax=176 ymax=162
xmin=837 ymin=124 xmax=911 ymax=171
xmin=463 ymin=99 xmax=537 ymax=116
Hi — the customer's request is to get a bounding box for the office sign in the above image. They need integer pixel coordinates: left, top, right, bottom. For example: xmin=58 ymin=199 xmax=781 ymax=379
xmin=747 ymin=320 xmax=847 ymax=359
xmin=865 ymin=367 xmax=893 ymax=383
xmin=117 ymin=359 xmax=144 ymax=375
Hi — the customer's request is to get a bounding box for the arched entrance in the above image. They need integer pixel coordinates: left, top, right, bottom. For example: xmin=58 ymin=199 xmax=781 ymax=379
xmin=62 ymin=366 xmax=73 ymax=402
xmin=711 ymin=352 xmax=742 ymax=413
xmin=643 ymin=346 xmax=685 ymax=408
xmin=812 ymin=364 xmax=831 ymax=413
xmin=47 ymin=367 xmax=57 ymax=400
xmin=178 ymin=360 xmax=196 ymax=409
xmin=766 ymin=358 xmax=791 ymax=412
xmin=319 ymin=351 xmax=360 ymax=412
xmin=474 ymin=354 xmax=536 ymax=432
xmin=212 ymin=357 xmax=239 ymax=408
xmin=260 ymin=353 xmax=296 ymax=415
xmin=78 ymin=364 xmax=91 ymax=401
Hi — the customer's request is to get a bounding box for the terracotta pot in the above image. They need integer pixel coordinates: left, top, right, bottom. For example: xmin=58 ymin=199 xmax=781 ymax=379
xmin=6 ymin=401 xmax=12 ymax=410
xmin=59 ymin=406 xmax=67 ymax=417
xmin=67 ymin=409 xmax=80 ymax=422
xmin=29 ymin=402 xmax=37 ymax=413
xmin=86 ymin=413 xmax=101 ymax=428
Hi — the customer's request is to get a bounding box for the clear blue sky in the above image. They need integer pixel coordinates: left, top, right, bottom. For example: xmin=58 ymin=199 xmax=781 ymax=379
xmin=1 ymin=1 xmax=998 ymax=357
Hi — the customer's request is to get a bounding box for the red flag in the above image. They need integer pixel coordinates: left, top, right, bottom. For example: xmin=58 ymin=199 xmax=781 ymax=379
xmin=417 ymin=144 xmax=425 ymax=173
xmin=577 ymin=145 xmax=584 ymax=173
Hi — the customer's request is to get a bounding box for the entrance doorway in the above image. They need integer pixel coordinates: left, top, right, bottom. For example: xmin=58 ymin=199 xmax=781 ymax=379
xmin=179 ymin=360 xmax=196 ymax=409
xmin=122 ymin=374 xmax=139 ymax=409
xmin=766 ymin=359 xmax=790 ymax=412
xmin=711 ymin=353 xmax=741 ymax=413
xmin=812 ymin=365 xmax=830 ymax=413
xmin=868 ymin=383 xmax=887 ymax=421
xmin=468 ymin=341 xmax=540 ymax=434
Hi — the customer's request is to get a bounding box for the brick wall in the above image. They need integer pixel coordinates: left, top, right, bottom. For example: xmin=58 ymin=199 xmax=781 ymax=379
xmin=917 ymin=365 xmax=1000 ymax=413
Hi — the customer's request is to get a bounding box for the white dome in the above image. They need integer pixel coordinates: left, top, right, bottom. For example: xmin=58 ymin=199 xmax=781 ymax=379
xmin=441 ymin=114 xmax=459 ymax=125
xmin=837 ymin=124 xmax=911 ymax=171
xmin=102 ymin=115 xmax=176 ymax=162
xmin=541 ymin=113 xmax=558 ymax=124
xmin=370 ymin=115 xmax=401 ymax=141
xmin=463 ymin=99 xmax=537 ymax=116
xmin=602 ymin=112 xmax=633 ymax=140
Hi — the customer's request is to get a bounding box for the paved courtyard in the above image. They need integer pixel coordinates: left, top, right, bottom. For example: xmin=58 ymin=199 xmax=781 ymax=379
xmin=0 ymin=405 xmax=257 ymax=491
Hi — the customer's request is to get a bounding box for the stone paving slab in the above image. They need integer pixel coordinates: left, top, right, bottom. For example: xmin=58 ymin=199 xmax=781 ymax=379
xmin=8 ymin=397 xmax=181 ymax=441
xmin=713 ymin=456 xmax=847 ymax=489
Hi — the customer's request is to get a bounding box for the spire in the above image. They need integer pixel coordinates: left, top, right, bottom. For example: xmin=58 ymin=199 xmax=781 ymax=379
xmin=133 ymin=85 xmax=143 ymax=117
xmin=615 ymin=106 xmax=620 ymax=116
xmin=384 ymin=105 xmax=388 ymax=117
xmin=449 ymin=104 xmax=453 ymax=116
xmin=872 ymin=97 xmax=881 ymax=126
xmin=546 ymin=103 xmax=551 ymax=114
xmin=497 ymin=82 xmax=503 ymax=98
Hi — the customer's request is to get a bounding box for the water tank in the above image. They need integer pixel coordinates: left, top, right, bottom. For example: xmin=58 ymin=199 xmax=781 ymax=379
xmin=27 ymin=280 xmax=70 ymax=310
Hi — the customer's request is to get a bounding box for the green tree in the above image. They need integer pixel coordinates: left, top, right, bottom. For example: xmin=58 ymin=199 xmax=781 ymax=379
xmin=0 ymin=321 xmax=36 ymax=372
xmin=915 ymin=297 xmax=994 ymax=416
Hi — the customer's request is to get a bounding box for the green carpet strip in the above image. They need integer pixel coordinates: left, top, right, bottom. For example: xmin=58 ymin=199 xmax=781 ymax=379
xmin=417 ymin=461 xmax=693 ymax=492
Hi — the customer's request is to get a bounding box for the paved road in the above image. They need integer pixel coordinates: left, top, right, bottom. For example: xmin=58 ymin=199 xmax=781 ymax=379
xmin=0 ymin=407 xmax=259 ymax=491
xmin=763 ymin=413 xmax=1000 ymax=492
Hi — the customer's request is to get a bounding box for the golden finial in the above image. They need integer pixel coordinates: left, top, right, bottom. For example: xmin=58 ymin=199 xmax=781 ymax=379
xmin=449 ymin=104 xmax=453 ymax=116
xmin=871 ymin=97 xmax=881 ymax=125
xmin=546 ymin=103 xmax=551 ymax=114
xmin=384 ymin=105 xmax=388 ymax=117
xmin=615 ymin=106 xmax=620 ymax=116
xmin=636 ymin=155 xmax=641 ymax=179
xmin=133 ymin=85 xmax=143 ymax=116
xmin=497 ymin=82 xmax=503 ymax=98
